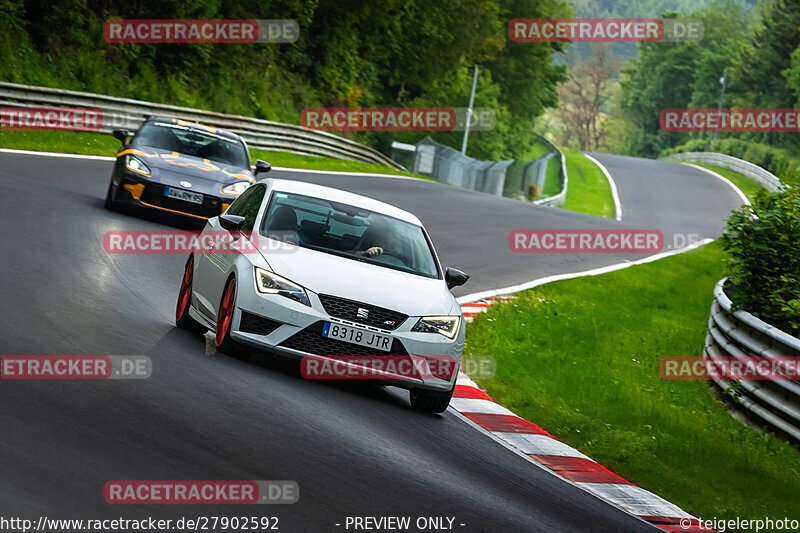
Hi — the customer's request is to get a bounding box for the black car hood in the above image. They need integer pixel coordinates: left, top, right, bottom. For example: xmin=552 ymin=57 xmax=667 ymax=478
xmin=121 ymin=146 xmax=254 ymax=187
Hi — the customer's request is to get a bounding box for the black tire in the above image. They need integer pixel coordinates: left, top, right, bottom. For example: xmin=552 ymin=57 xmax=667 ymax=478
xmin=409 ymin=385 xmax=455 ymax=414
xmin=104 ymin=179 xmax=117 ymax=211
xmin=215 ymin=276 xmax=246 ymax=359
xmin=175 ymin=256 xmax=208 ymax=334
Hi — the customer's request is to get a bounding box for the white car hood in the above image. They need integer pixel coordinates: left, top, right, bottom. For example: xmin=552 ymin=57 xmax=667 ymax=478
xmin=261 ymin=245 xmax=456 ymax=317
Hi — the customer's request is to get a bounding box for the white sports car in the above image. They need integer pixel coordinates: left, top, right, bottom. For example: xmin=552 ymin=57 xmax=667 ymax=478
xmin=175 ymin=178 xmax=469 ymax=413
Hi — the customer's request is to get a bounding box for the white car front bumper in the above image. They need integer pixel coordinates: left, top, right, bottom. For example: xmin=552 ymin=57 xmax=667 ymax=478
xmin=228 ymin=285 xmax=463 ymax=392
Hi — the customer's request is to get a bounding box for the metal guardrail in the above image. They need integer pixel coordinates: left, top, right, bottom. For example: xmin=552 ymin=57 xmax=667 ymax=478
xmin=0 ymin=81 xmax=405 ymax=170
xmin=704 ymin=277 xmax=800 ymax=441
xmin=666 ymin=152 xmax=786 ymax=192
xmin=532 ymin=140 xmax=568 ymax=207
xmin=411 ymin=136 xmax=512 ymax=196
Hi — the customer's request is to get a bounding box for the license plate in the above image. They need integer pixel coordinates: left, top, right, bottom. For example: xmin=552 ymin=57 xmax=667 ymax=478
xmin=322 ymin=322 xmax=392 ymax=352
xmin=164 ymin=187 xmax=203 ymax=205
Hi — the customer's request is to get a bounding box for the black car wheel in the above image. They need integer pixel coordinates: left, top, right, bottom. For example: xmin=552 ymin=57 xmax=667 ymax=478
xmin=104 ymin=179 xmax=117 ymax=210
xmin=409 ymin=385 xmax=455 ymax=414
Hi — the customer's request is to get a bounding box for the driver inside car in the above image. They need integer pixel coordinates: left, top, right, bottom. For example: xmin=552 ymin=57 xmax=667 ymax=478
xmin=352 ymin=222 xmax=406 ymax=262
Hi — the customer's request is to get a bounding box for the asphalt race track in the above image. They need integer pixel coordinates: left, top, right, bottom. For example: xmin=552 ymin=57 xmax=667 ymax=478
xmin=0 ymin=150 xmax=743 ymax=531
xmin=587 ymin=153 xmax=747 ymax=236
xmin=273 ymin=155 xmax=744 ymax=296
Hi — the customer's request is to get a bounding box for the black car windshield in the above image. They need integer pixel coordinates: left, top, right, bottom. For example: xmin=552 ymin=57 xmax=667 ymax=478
xmin=261 ymin=191 xmax=440 ymax=279
xmin=135 ymin=121 xmax=249 ymax=168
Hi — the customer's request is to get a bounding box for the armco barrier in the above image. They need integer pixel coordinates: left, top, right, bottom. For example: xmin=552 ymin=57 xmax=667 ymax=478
xmin=704 ymin=277 xmax=800 ymax=441
xmin=532 ymin=142 xmax=568 ymax=207
xmin=411 ymin=136 xmax=512 ymax=196
xmin=0 ymin=82 xmax=405 ymax=170
xmin=666 ymin=152 xmax=786 ymax=192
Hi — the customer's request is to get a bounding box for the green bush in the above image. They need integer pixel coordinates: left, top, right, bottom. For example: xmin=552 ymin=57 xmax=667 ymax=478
xmin=682 ymin=138 xmax=708 ymax=152
xmin=718 ymin=138 xmax=740 ymax=157
xmin=661 ymin=138 xmax=706 ymax=155
xmin=720 ymin=188 xmax=800 ymax=336
xmin=743 ymin=142 xmax=769 ymax=169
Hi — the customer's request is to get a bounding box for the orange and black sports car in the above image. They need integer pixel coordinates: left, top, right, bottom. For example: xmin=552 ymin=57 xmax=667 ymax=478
xmin=105 ymin=117 xmax=271 ymax=221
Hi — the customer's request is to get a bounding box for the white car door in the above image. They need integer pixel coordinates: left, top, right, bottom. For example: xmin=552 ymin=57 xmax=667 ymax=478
xmin=193 ymin=184 xmax=267 ymax=321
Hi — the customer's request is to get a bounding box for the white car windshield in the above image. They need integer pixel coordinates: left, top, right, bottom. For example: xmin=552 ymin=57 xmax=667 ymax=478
xmin=261 ymin=191 xmax=440 ymax=279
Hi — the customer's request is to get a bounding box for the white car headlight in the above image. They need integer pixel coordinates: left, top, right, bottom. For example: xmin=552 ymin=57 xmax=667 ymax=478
xmin=221 ymin=181 xmax=251 ymax=196
xmin=254 ymin=267 xmax=310 ymax=306
xmin=411 ymin=316 xmax=460 ymax=339
xmin=124 ymin=154 xmax=151 ymax=176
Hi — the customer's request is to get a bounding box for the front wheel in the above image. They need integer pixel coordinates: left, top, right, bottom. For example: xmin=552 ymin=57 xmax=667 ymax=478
xmin=175 ymin=256 xmax=207 ymax=334
xmin=409 ymin=385 xmax=455 ymax=414
xmin=104 ymin=179 xmax=118 ymax=210
xmin=215 ymin=277 xmax=246 ymax=358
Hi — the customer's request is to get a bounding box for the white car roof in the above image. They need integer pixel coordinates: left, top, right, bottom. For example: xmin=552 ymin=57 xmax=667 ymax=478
xmin=260 ymin=178 xmax=423 ymax=226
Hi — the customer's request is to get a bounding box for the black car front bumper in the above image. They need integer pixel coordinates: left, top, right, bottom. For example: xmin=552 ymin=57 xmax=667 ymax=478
xmin=109 ymin=167 xmax=233 ymax=221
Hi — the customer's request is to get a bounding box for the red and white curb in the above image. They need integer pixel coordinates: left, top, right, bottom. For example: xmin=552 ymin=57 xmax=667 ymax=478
xmin=449 ymin=372 xmax=708 ymax=532
xmin=461 ymin=296 xmax=515 ymax=322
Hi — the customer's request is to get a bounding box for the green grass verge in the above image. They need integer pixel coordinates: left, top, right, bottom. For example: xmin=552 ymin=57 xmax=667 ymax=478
xmin=504 ymin=140 xmax=555 ymax=199
xmin=689 ymin=162 xmax=768 ymax=202
xmin=0 ymin=130 xmax=429 ymax=178
xmin=560 ymin=148 xmax=615 ymax=218
xmin=539 ymin=154 xmax=563 ymax=197
xmin=0 ymin=129 xmax=121 ymax=156
xmin=464 ymin=242 xmax=800 ymax=527
xmin=526 ymin=140 xmax=551 ymax=160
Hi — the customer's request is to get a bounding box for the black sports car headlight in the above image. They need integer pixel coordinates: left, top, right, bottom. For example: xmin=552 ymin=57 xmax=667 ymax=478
xmin=221 ymin=181 xmax=251 ymax=196
xmin=124 ymin=155 xmax=151 ymax=176
xmin=254 ymin=267 xmax=311 ymax=307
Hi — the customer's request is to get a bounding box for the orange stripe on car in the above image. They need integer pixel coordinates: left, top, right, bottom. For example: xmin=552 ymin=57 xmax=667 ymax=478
xmin=117 ymin=148 xmax=158 ymax=158
xmin=177 ymin=119 xmax=216 ymax=133
xmin=136 ymin=200 xmax=210 ymax=220
xmin=122 ymin=183 xmax=210 ymax=220
xmin=122 ymin=183 xmax=145 ymax=200
xmin=164 ymin=158 xmax=221 ymax=172
xmin=222 ymin=169 xmax=255 ymax=183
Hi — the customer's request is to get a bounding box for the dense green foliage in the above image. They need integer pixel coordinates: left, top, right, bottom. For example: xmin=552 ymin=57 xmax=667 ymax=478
xmin=0 ymin=0 xmax=568 ymax=160
xmin=720 ymin=188 xmax=800 ymax=336
xmin=567 ymin=0 xmax=755 ymax=62
xmin=619 ymin=0 xmax=800 ymax=180
xmin=619 ymin=2 xmax=753 ymax=156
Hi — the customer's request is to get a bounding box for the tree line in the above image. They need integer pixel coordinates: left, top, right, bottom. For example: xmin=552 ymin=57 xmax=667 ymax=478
xmin=619 ymin=0 xmax=799 ymax=181
xmin=0 ymin=0 xmax=572 ymax=161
